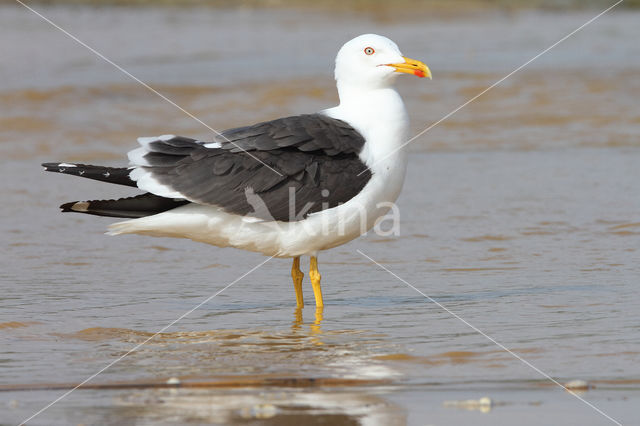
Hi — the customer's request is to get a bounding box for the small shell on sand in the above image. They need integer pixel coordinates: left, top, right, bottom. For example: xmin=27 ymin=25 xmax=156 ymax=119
xmin=564 ymin=379 xmax=590 ymax=391
xmin=443 ymin=396 xmax=492 ymax=413
xmin=239 ymin=403 xmax=278 ymax=419
xmin=166 ymin=377 xmax=181 ymax=385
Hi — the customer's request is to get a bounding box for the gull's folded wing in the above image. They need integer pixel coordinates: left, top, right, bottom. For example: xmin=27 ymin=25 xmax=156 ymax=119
xmin=130 ymin=114 xmax=372 ymax=222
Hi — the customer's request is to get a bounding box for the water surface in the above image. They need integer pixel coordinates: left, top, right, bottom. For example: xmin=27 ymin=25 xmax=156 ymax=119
xmin=1 ymin=5 xmax=639 ymax=425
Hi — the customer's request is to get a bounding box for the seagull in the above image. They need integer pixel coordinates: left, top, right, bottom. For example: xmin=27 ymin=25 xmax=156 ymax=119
xmin=43 ymin=34 xmax=431 ymax=310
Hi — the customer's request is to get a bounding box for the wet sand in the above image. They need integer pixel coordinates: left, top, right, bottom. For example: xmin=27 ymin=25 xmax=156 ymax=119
xmin=1 ymin=4 xmax=639 ymax=425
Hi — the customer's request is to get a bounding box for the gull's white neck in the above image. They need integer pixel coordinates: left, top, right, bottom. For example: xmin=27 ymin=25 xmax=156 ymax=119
xmin=318 ymin=80 xmax=410 ymax=239
xmin=324 ymin=81 xmax=409 ymax=168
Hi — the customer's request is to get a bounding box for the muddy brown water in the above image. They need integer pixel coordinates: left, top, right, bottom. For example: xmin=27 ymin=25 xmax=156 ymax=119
xmin=1 ymin=4 xmax=639 ymax=425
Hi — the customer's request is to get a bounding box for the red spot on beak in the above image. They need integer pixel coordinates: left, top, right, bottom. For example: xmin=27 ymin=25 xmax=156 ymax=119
xmin=414 ymin=69 xmax=426 ymax=78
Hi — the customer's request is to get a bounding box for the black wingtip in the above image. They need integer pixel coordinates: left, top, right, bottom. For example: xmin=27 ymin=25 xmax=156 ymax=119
xmin=42 ymin=162 xmax=63 ymax=171
xmin=60 ymin=201 xmax=81 ymax=212
xmin=40 ymin=163 xmax=138 ymax=188
xmin=60 ymin=201 xmax=73 ymax=212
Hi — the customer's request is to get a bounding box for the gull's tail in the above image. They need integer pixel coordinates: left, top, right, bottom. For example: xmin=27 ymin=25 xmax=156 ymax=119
xmin=43 ymin=162 xmax=188 ymax=219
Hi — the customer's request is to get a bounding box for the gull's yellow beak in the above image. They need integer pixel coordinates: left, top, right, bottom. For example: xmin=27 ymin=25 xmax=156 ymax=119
xmin=387 ymin=56 xmax=432 ymax=79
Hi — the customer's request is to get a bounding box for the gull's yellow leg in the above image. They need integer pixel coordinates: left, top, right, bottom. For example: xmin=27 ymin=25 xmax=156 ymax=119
xmin=314 ymin=306 xmax=324 ymax=325
xmin=309 ymin=256 xmax=324 ymax=308
xmin=291 ymin=257 xmax=304 ymax=308
xmin=310 ymin=306 xmax=324 ymax=338
xmin=293 ymin=307 xmax=303 ymax=329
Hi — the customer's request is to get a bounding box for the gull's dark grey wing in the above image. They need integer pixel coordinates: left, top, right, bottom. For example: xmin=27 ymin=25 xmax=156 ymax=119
xmin=215 ymin=113 xmax=366 ymax=156
xmin=131 ymin=114 xmax=372 ymax=222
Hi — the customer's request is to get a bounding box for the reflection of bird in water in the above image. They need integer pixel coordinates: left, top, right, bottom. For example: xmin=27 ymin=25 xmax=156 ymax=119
xmin=43 ymin=34 xmax=430 ymax=311
xmin=293 ymin=305 xmax=324 ymax=339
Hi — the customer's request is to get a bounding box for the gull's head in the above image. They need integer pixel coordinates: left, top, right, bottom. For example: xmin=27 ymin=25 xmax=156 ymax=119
xmin=334 ymin=34 xmax=431 ymax=89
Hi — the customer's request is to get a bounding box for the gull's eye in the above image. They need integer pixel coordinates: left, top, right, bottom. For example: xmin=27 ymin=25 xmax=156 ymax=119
xmin=364 ymin=47 xmax=375 ymax=55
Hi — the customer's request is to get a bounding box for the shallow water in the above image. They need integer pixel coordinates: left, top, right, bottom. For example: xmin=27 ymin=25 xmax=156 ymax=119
xmin=1 ymin=4 xmax=639 ymax=425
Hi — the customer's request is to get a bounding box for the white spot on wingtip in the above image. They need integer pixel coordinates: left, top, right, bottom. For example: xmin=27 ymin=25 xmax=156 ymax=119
xmin=204 ymin=142 xmax=222 ymax=149
xmin=58 ymin=163 xmax=76 ymax=167
xmin=103 ymin=172 xmax=110 ymax=177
